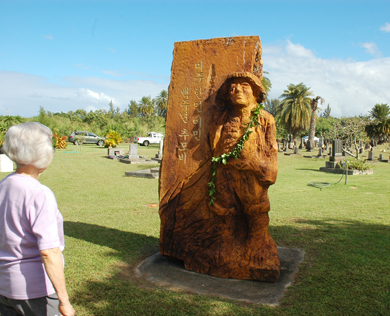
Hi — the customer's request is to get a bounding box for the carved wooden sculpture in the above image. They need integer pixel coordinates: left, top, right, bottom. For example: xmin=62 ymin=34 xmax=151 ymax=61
xmin=159 ymin=37 xmax=280 ymax=282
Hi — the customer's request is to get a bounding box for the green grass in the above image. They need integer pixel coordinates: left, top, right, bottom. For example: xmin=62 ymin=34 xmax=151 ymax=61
xmin=1 ymin=143 xmax=389 ymax=315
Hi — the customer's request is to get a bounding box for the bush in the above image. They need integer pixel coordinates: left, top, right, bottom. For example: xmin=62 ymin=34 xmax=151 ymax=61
xmin=53 ymin=134 xmax=68 ymax=149
xmin=104 ymin=130 xmax=123 ymax=148
xmin=338 ymin=157 xmax=371 ymax=171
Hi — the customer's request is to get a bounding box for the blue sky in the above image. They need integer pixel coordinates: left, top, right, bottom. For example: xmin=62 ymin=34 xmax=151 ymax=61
xmin=1 ymin=0 xmax=389 ymax=117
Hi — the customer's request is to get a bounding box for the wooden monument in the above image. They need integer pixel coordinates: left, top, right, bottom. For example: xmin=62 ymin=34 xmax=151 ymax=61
xmin=159 ymin=36 xmax=280 ymax=282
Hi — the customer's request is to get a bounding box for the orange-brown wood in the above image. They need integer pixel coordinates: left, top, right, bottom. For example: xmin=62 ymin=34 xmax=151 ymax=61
xmin=159 ymin=36 xmax=280 ymax=282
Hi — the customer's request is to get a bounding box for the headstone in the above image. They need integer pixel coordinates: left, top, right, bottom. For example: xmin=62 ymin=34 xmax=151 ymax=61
xmin=365 ymin=143 xmax=371 ymax=150
xmin=329 ymin=147 xmax=332 ymax=156
xmin=156 ymin=139 xmax=164 ymax=159
xmin=278 ymin=141 xmax=282 ymax=152
xmin=107 ymin=148 xmax=124 ymax=156
xmin=128 ymin=143 xmax=139 ymax=158
xmin=282 ymin=139 xmax=287 ymax=151
xmin=368 ymin=151 xmax=374 ymax=161
xmin=359 ymin=147 xmax=364 ymax=154
xmin=318 ymin=148 xmax=323 ymax=156
xmin=294 ymin=147 xmax=299 ymax=155
xmin=159 ymin=36 xmax=280 ymax=282
xmin=331 ymin=139 xmax=343 ymax=160
xmin=319 ymin=137 xmax=323 ymax=148
xmin=299 ymin=138 xmax=304 ymax=149
xmin=380 ymin=154 xmax=383 ymax=161
xmin=306 ymin=139 xmax=313 ymax=151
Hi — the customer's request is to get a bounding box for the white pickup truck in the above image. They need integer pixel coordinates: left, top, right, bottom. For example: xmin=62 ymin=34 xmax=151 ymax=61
xmin=135 ymin=132 xmax=164 ymax=146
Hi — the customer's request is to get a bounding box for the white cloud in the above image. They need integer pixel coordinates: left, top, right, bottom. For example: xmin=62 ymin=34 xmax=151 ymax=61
xmin=2 ymin=40 xmax=389 ymax=119
xmin=102 ymin=70 xmax=123 ymax=77
xmin=359 ymin=42 xmax=381 ymax=57
xmin=380 ymin=22 xmax=390 ymax=32
xmin=0 ymin=71 xmax=168 ymax=117
xmin=44 ymin=34 xmax=53 ymax=40
xmin=263 ymin=41 xmax=390 ymax=117
xmin=76 ymin=88 xmax=112 ymax=103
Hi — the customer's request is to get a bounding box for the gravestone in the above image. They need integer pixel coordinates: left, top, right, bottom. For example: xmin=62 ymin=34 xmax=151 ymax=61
xmin=318 ymin=148 xmax=323 ymax=157
xmin=299 ymin=138 xmax=304 ymax=149
xmin=294 ymin=147 xmax=299 ymax=155
xmin=159 ymin=36 xmax=280 ymax=282
xmin=331 ymin=139 xmax=343 ymax=161
xmin=282 ymin=139 xmax=287 ymax=151
xmin=128 ymin=143 xmax=139 ymax=159
xmin=368 ymin=150 xmax=374 ymax=161
xmin=107 ymin=148 xmax=125 ymax=156
xmin=319 ymin=137 xmax=323 ymax=148
xmin=306 ymin=140 xmax=313 ymax=152
xmin=158 ymin=139 xmax=164 ymax=159
xmin=380 ymin=154 xmax=383 ymax=161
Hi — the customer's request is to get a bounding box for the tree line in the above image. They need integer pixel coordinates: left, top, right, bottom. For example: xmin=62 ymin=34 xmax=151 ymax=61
xmin=0 ymin=90 xmax=169 ymax=146
xmin=264 ymin=82 xmax=390 ymax=146
xmin=0 ymin=81 xmax=389 ymax=148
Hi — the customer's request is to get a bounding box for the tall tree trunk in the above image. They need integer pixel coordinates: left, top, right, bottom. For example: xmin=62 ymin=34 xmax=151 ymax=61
xmin=309 ymin=96 xmax=321 ymax=147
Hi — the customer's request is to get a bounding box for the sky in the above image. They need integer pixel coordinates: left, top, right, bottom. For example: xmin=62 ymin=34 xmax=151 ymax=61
xmin=1 ymin=0 xmax=389 ymax=118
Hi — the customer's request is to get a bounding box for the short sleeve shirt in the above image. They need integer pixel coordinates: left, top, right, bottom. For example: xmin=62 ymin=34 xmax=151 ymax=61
xmin=0 ymin=173 xmax=64 ymax=299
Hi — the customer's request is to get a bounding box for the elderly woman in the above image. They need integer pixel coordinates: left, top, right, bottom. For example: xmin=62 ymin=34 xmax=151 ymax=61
xmin=0 ymin=122 xmax=74 ymax=316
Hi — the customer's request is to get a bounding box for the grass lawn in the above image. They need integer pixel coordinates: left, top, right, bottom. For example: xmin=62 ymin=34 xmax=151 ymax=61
xmin=1 ymin=143 xmax=389 ymax=315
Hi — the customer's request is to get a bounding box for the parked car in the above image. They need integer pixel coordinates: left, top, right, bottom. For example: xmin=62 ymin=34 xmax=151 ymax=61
xmin=302 ymin=136 xmax=319 ymax=143
xmin=68 ymin=131 xmax=105 ymax=146
xmin=135 ymin=132 xmax=164 ymax=146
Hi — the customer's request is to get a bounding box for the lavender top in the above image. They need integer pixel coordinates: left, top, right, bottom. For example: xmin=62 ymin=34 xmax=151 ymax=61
xmin=0 ymin=173 xmax=64 ymax=299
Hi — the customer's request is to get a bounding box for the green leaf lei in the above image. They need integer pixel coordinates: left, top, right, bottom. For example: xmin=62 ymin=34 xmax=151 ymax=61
xmin=208 ymin=103 xmax=264 ymax=206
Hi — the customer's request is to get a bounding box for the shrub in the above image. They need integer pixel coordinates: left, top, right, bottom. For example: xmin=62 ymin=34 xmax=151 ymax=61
xmin=104 ymin=130 xmax=123 ymax=148
xmin=53 ymin=134 xmax=68 ymax=149
xmin=338 ymin=157 xmax=371 ymax=171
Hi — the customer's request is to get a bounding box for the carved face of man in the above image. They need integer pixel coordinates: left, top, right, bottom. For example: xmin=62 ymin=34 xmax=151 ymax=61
xmin=229 ymin=78 xmax=257 ymax=108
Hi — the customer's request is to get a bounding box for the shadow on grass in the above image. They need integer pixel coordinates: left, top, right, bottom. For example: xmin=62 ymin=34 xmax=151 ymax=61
xmin=64 ymin=220 xmax=390 ymax=316
xmin=295 ymin=168 xmax=323 ymax=172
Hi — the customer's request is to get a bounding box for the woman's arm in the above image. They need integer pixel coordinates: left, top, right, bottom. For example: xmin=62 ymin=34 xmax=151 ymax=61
xmin=40 ymin=247 xmax=75 ymax=316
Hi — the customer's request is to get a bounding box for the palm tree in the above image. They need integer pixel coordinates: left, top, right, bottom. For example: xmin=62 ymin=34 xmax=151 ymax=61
xmin=308 ymin=96 xmax=324 ymax=147
xmin=264 ymin=98 xmax=279 ymax=116
xmin=155 ymin=90 xmax=168 ymax=118
xmin=138 ymin=96 xmax=154 ymax=117
xmin=276 ymin=83 xmax=313 ymax=142
xmin=365 ymin=103 xmax=390 ymax=143
xmin=262 ymin=73 xmax=272 ymax=95
xmin=321 ymin=104 xmax=331 ymax=118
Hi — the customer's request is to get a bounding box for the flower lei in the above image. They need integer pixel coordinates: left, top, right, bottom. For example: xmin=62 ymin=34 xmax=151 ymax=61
xmin=208 ymin=103 xmax=264 ymax=206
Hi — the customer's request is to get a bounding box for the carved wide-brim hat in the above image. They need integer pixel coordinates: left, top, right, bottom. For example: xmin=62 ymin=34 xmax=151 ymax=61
xmin=217 ymin=72 xmax=266 ymax=105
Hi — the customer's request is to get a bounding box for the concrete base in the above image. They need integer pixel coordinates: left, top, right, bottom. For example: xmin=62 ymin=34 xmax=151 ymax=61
xmin=135 ymin=247 xmax=305 ymax=305
xmin=119 ymin=158 xmax=158 ymax=164
xmin=319 ymin=167 xmax=373 ymax=175
xmin=125 ymin=167 xmax=160 ymax=179
xmin=303 ymin=155 xmax=327 ymax=159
